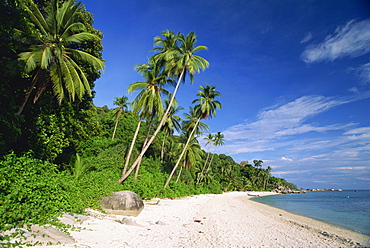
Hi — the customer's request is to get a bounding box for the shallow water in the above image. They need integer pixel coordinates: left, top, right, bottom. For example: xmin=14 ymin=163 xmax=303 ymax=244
xmin=251 ymin=190 xmax=370 ymax=235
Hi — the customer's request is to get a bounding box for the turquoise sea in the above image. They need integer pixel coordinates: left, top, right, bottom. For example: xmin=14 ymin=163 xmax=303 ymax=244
xmin=251 ymin=190 xmax=370 ymax=236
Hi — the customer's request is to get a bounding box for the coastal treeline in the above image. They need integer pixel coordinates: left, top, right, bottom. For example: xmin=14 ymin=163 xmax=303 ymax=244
xmin=0 ymin=0 xmax=296 ymax=241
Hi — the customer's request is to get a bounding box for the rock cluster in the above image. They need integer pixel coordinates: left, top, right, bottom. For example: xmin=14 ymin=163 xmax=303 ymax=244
xmin=272 ymin=185 xmax=306 ymax=194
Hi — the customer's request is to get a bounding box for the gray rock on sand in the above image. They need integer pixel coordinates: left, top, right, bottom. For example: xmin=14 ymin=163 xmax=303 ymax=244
xmin=58 ymin=213 xmax=89 ymax=225
xmin=101 ymin=191 xmax=144 ymax=217
xmin=30 ymin=224 xmax=75 ymax=244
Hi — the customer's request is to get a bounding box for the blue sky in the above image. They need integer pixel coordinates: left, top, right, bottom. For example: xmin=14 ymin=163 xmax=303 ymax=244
xmin=81 ymin=0 xmax=370 ymax=189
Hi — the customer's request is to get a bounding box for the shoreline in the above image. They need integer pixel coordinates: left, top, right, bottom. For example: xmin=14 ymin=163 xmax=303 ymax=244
xmin=32 ymin=191 xmax=369 ymax=247
xmin=249 ymin=190 xmax=370 ymax=238
xmin=244 ymin=193 xmax=370 ymax=247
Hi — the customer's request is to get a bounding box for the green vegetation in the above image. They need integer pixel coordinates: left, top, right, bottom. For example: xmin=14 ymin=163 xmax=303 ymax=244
xmin=0 ymin=0 xmax=297 ymax=245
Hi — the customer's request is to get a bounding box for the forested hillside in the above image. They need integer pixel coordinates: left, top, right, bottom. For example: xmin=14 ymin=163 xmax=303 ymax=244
xmin=0 ymin=0 xmax=296 ymax=240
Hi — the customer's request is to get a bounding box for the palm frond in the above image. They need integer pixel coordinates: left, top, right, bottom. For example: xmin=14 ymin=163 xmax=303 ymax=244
xmin=66 ymin=48 xmax=105 ymax=71
xmin=61 ymin=23 xmax=86 ymax=39
xmin=65 ymin=32 xmax=99 ymax=43
xmin=50 ymin=63 xmax=65 ymax=104
xmin=20 ymin=0 xmax=49 ymax=35
xmin=40 ymin=46 xmax=52 ymax=69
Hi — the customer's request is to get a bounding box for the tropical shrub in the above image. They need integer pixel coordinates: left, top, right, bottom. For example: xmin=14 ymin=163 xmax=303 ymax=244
xmin=0 ymin=152 xmax=84 ymax=232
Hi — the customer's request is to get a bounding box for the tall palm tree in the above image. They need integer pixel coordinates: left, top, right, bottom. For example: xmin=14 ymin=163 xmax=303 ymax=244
xmin=263 ymin=166 xmax=272 ymax=190
xmin=196 ymin=133 xmax=215 ymax=184
xmin=112 ymin=96 xmax=129 ymax=140
xmin=119 ymin=31 xmax=209 ymax=183
xmin=16 ymin=0 xmax=104 ymax=115
xmin=160 ymin=98 xmax=183 ymax=161
xmin=164 ymin=84 xmax=221 ymax=188
xmin=176 ymin=135 xmax=202 ymax=183
xmin=205 ymin=132 xmax=225 ymax=173
xmin=121 ymin=57 xmax=170 ymax=180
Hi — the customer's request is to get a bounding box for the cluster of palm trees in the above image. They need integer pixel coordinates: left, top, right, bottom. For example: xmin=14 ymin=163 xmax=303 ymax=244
xmin=110 ymin=30 xmax=224 ymax=187
xmin=116 ymin=30 xmax=210 ymax=184
xmin=197 ymin=132 xmax=225 ymax=184
xmin=15 ymin=0 xmax=227 ymax=188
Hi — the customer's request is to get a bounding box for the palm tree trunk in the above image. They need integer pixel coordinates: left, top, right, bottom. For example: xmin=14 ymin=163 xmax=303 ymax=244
xmin=164 ymin=118 xmax=200 ymax=188
xmin=118 ymin=68 xmax=185 ymax=183
xmin=16 ymin=69 xmax=41 ymax=115
xmin=197 ymin=150 xmax=210 ymax=184
xmin=176 ymin=160 xmax=185 ymax=182
xmin=160 ymin=133 xmax=168 ymax=162
xmin=134 ymin=115 xmax=154 ymax=181
xmin=197 ymin=144 xmax=211 ymax=183
xmin=122 ymin=118 xmax=142 ymax=177
xmin=112 ymin=109 xmax=122 ymax=140
xmin=205 ymin=146 xmax=217 ymax=172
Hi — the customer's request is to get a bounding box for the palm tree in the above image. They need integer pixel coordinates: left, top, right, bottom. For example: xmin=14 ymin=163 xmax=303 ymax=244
xmin=205 ymin=132 xmax=225 ymax=173
xmin=263 ymin=166 xmax=272 ymax=190
xmin=197 ymin=133 xmax=215 ymax=184
xmin=164 ymin=84 xmax=221 ymax=188
xmin=112 ymin=96 xmax=129 ymax=140
xmin=119 ymin=31 xmax=209 ymax=183
xmin=161 ymin=99 xmax=183 ymax=162
xmin=176 ymin=135 xmax=202 ymax=183
xmin=16 ymin=0 xmax=104 ymax=115
xmin=121 ymin=57 xmax=170 ymax=180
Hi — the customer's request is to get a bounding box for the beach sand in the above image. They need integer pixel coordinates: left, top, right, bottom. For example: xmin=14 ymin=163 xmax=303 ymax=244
xmin=37 ymin=191 xmax=370 ymax=248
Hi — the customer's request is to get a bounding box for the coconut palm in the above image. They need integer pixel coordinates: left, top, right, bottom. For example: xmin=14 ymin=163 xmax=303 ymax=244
xmin=112 ymin=96 xmax=129 ymax=140
xmin=16 ymin=0 xmax=104 ymax=115
xmin=121 ymin=57 xmax=171 ymax=180
xmin=164 ymin=84 xmax=221 ymax=188
xmin=205 ymin=132 xmax=225 ymax=173
xmin=181 ymin=107 xmax=210 ymax=137
xmin=176 ymin=134 xmax=202 ymax=183
xmin=119 ymin=31 xmax=209 ymax=183
xmin=161 ymin=98 xmax=183 ymax=161
xmin=196 ymin=133 xmax=215 ymax=184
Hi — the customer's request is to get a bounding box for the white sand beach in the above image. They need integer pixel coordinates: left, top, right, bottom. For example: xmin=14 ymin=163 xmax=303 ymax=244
xmin=37 ymin=191 xmax=370 ymax=248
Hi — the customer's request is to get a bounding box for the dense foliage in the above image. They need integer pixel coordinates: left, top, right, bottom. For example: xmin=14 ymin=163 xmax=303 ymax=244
xmin=0 ymin=0 xmax=297 ymax=245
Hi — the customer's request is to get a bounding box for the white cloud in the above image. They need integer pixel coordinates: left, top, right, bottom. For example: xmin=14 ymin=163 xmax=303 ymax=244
xmin=356 ymin=177 xmax=370 ymax=181
xmin=353 ymin=62 xmax=370 ymax=84
xmin=223 ymin=95 xmax=358 ymax=142
xmin=336 ymin=166 xmax=367 ymax=170
xmin=281 ymin=157 xmax=293 ymax=161
xmin=300 ymin=32 xmax=312 ymax=44
xmin=301 ymin=19 xmax=370 ymax=63
xmin=344 ymin=127 xmax=370 ymax=135
xmin=348 ymin=87 xmax=359 ymax=93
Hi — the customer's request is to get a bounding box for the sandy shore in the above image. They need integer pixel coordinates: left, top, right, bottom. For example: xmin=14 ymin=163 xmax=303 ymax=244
xmin=37 ymin=191 xmax=370 ymax=248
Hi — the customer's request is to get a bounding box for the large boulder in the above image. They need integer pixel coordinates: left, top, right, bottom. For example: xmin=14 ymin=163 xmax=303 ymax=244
xmin=101 ymin=191 xmax=144 ymax=217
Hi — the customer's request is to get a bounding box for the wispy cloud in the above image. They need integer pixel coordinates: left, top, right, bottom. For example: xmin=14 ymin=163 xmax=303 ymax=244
xmin=281 ymin=157 xmax=293 ymax=161
xmin=223 ymin=93 xmax=369 ymax=142
xmin=300 ymin=32 xmax=312 ymax=44
xmin=353 ymin=62 xmax=370 ymax=84
xmin=357 ymin=177 xmax=370 ymax=181
xmin=301 ymin=19 xmax=370 ymax=63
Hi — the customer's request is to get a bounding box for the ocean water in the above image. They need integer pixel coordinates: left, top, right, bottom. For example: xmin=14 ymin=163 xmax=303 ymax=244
xmin=251 ymin=190 xmax=370 ymax=235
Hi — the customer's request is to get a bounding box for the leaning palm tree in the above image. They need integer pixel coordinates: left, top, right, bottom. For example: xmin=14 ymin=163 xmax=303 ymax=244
xmin=121 ymin=57 xmax=170 ymax=180
xmin=196 ymin=133 xmax=215 ymax=184
xmin=176 ymin=134 xmax=202 ymax=183
xmin=112 ymin=96 xmax=129 ymax=140
xmin=16 ymin=0 xmax=104 ymax=115
xmin=205 ymin=132 xmax=225 ymax=173
xmin=164 ymin=84 xmax=221 ymax=188
xmin=161 ymin=98 xmax=183 ymax=161
xmin=119 ymin=31 xmax=209 ymax=183
xmin=203 ymin=134 xmax=215 ymax=168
